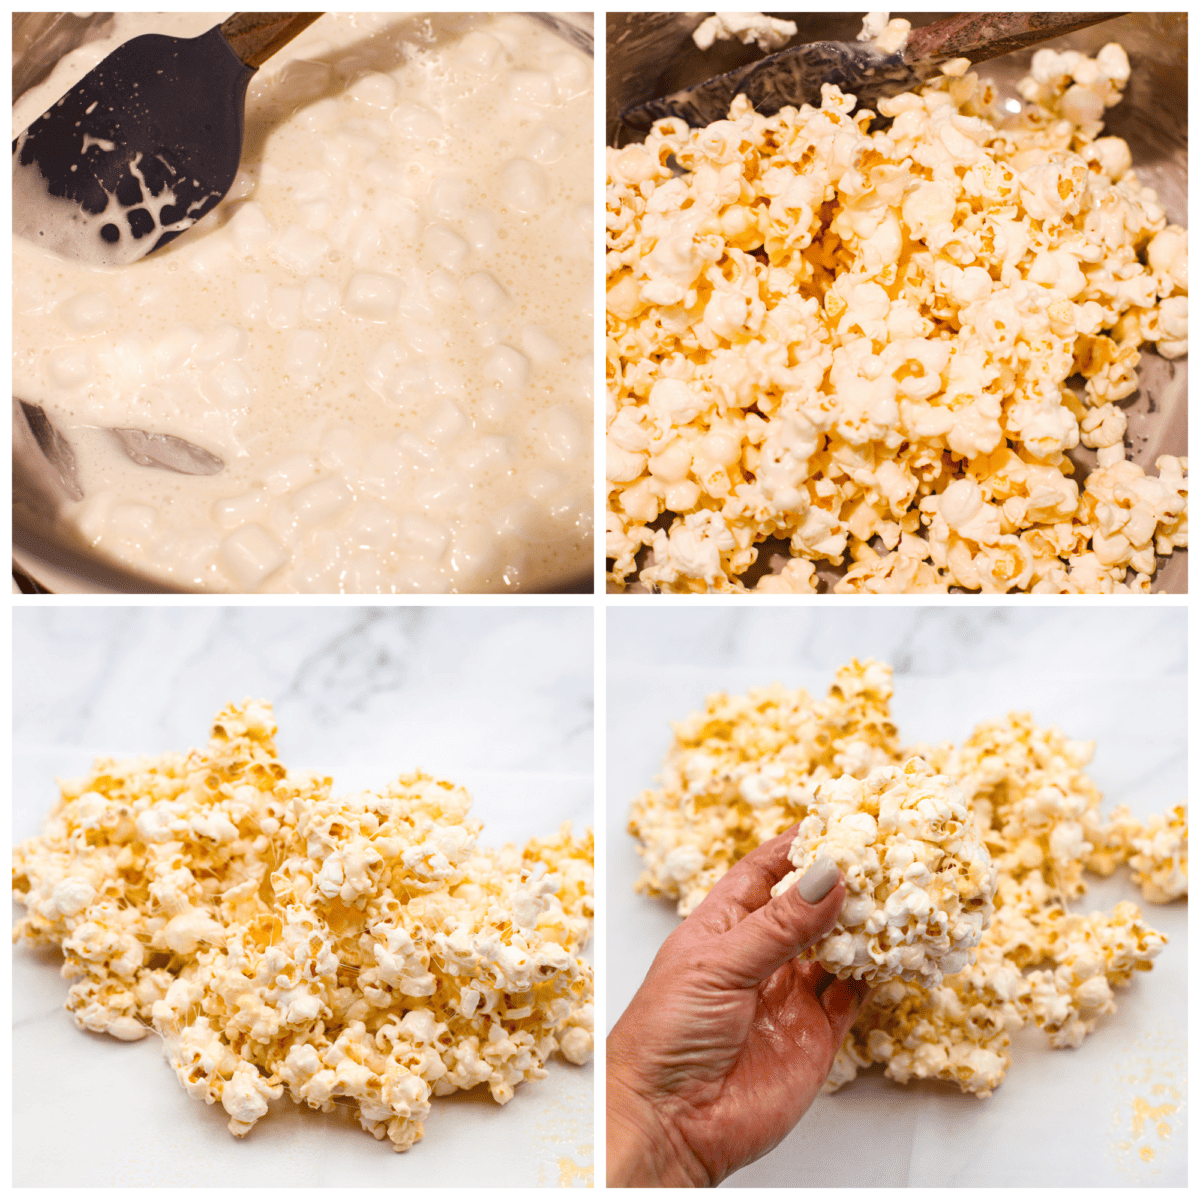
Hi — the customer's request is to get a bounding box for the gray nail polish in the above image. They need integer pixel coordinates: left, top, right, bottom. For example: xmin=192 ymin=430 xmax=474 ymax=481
xmin=796 ymin=855 xmax=839 ymax=902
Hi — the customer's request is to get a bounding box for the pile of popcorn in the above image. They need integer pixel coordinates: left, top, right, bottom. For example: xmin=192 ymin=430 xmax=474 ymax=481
xmin=606 ymin=40 xmax=1188 ymax=592
xmin=13 ymin=701 xmax=594 ymax=1151
xmin=628 ymin=660 xmax=1185 ymax=1095
xmin=771 ymin=758 xmax=998 ymax=986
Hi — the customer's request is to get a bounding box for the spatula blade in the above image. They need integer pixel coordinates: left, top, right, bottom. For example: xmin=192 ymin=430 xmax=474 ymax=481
xmin=12 ymin=25 xmax=254 ymax=265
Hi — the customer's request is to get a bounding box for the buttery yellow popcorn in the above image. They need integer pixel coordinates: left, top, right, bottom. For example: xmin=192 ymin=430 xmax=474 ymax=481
xmin=1126 ymin=803 xmax=1188 ymax=904
xmin=628 ymin=659 xmax=898 ymax=915
xmin=629 ymin=661 xmax=1184 ymax=1096
xmin=13 ymin=701 xmax=593 ymax=1152
xmin=771 ymin=758 xmax=998 ymax=986
xmin=607 ymin=45 xmax=1187 ymax=592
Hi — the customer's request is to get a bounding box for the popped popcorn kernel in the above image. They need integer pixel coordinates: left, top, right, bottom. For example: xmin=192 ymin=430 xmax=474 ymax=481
xmin=693 ymin=12 xmax=798 ymax=54
xmin=13 ymin=701 xmax=593 ymax=1152
xmin=1126 ymin=803 xmax=1188 ymax=904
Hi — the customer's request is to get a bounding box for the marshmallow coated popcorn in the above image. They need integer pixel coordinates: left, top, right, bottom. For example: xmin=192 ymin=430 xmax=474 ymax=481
xmin=13 ymin=702 xmax=593 ymax=1152
xmin=607 ymin=43 xmax=1187 ymax=592
xmin=629 ymin=661 xmax=1183 ymax=1096
xmin=771 ymin=758 xmax=997 ymax=985
xmin=629 ymin=658 xmax=899 ymax=916
xmin=692 ymin=13 xmax=799 ymax=54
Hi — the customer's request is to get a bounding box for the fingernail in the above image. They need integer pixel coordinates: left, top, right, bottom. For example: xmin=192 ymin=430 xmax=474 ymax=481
xmin=795 ymin=855 xmax=839 ymax=903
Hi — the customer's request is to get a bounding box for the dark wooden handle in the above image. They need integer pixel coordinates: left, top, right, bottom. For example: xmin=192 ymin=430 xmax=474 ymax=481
xmin=906 ymin=12 xmax=1127 ymax=66
xmin=219 ymin=12 xmax=323 ymax=69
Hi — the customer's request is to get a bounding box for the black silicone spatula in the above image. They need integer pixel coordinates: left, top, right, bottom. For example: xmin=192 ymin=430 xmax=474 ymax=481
xmin=619 ymin=12 xmax=1124 ymax=135
xmin=13 ymin=12 xmax=322 ymax=266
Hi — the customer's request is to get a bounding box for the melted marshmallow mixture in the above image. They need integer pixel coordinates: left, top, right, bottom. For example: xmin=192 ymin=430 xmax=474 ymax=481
xmin=13 ymin=13 xmax=593 ymax=592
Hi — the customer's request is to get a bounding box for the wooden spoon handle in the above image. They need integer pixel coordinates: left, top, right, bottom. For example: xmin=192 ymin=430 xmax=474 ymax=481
xmin=906 ymin=12 xmax=1127 ymax=67
xmin=219 ymin=12 xmax=323 ymax=70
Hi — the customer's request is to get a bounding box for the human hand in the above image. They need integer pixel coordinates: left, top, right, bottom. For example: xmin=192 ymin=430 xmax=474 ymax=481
xmin=606 ymin=829 xmax=871 ymax=1187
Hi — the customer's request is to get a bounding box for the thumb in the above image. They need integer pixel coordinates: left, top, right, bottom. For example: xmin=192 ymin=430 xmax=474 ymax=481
xmin=714 ymin=856 xmax=844 ymax=988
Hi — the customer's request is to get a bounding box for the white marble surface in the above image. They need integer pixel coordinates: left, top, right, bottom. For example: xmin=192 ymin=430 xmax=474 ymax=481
xmin=13 ymin=605 xmax=594 ymax=1188
xmin=607 ymin=606 xmax=1186 ymax=1188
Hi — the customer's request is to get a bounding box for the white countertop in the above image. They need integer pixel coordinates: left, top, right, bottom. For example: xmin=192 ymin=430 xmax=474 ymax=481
xmin=607 ymin=605 xmax=1186 ymax=1187
xmin=13 ymin=604 xmax=594 ymax=1188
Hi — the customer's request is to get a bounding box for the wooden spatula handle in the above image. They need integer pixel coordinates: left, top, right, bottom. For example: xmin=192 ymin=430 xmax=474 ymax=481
xmin=906 ymin=12 xmax=1127 ymax=67
xmin=220 ymin=12 xmax=323 ymax=69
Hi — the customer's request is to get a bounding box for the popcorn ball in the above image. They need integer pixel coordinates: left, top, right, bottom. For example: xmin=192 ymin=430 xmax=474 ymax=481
xmin=13 ymin=701 xmax=593 ymax=1152
xmin=629 ymin=661 xmax=1184 ymax=1097
xmin=771 ymin=758 xmax=998 ymax=985
xmin=607 ymin=43 xmax=1188 ymax=593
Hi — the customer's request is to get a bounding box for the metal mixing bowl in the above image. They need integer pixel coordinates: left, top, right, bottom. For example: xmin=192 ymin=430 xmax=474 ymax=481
xmin=13 ymin=12 xmax=595 ymax=594
xmin=607 ymin=12 xmax=1187 ymax=592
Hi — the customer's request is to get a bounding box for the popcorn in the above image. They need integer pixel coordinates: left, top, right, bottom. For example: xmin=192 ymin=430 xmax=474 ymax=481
xmin=629 ymin=659 xmax=898 ymax=915
xmin=771 ymin=759 xmax=998 ymax=985
xmin=693 ymin=12 xmax=798 ymax=54
xmin=1021 ymin=902 xmax=1167 ymax=1048
xmin=630 ymin=661 xmax=1183 ymax=1097
xmin=1126 ymin=803 xmax=1188 ymax=904
xmin=607 ymin=44 xmax=1187 ymax=592
xmin=858 ymin=13 xmax=911 ymax=56
xmin=13 ymin=701 xmax=593 ymax=1152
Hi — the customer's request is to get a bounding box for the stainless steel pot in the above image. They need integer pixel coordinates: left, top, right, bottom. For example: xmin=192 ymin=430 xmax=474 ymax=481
xmin=13 ymin=12 xmax=595 ymax=595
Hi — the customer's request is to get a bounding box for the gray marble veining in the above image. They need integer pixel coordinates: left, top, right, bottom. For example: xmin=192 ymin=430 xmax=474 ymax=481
xmin=15 ymin=606 xmax=592 ymax=779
